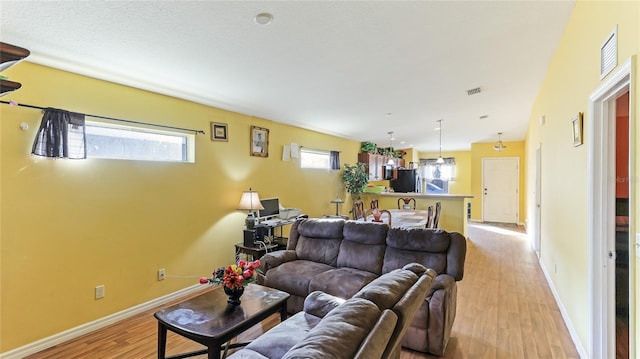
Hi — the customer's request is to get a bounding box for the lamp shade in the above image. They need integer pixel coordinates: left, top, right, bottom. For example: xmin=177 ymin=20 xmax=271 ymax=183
xmin=237 ymin=189 xmax=264 ymax=211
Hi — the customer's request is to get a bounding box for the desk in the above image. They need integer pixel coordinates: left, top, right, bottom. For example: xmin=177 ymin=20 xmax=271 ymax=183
xmin=235 ymin=243 xmax=279 ymax=262
xmin=357 ymin=209 xmax=429 ymax=229
xmin=154 ymin=284 xmax=289 ymax=359
xmin=258 ymin=218 xmax=296 ymax=242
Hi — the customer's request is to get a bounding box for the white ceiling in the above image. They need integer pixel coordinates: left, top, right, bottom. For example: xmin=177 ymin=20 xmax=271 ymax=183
xmin=0 ymin=1 xmax=574 ymax=152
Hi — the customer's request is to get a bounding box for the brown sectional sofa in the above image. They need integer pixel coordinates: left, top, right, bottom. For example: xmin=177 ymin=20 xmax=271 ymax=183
xmin=228 ymin=263 xmax=436 ymax=359
xmin=257 ymin=218 xmax=467 ymax=356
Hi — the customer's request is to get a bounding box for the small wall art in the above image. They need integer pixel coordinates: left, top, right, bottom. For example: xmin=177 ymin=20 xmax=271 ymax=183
xmin=250 ymin=126 xmax=269 ymax=157
xmin=211 ymin=122 xmax=228 ymax=142
xmin=572 ymin=112 xmax=583 ymax=147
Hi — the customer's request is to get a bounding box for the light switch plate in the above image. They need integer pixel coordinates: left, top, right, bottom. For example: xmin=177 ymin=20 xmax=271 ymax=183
xmin=636 ymin=233 xmax=640 ymax=257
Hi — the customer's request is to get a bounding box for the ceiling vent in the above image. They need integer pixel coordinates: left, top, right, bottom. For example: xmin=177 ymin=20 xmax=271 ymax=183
xmin=466 ymin=87 xmax=482 ymax=96
xmin=600 ymin=26 xmax=617 ymax=79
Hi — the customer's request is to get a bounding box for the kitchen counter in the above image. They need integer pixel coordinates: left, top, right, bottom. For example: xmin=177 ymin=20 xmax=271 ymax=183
xmin=361 ymin=192 xmax=473 ymax=237
xmin=373 ymin=192 xmax=473 ymax=200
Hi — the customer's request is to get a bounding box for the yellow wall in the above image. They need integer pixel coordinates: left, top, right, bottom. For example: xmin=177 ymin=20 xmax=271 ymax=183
xmin=469 ymin=141 xmax=526 ymax=223
xmin=420 ymin=144 xmax=525 ymax=225
xmin=0 ymin=62 xmax=360 ymax=351
xmin=524 ymin=0 xmax=639 ymax=354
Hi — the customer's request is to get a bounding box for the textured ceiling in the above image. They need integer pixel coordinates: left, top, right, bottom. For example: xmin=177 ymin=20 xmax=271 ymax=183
xmin=0 ymin=1 xmax=574 ymax=152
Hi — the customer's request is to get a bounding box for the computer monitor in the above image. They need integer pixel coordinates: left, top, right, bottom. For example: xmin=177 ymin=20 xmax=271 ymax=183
xmin=258 ymin=197 xmax=280 ymax=220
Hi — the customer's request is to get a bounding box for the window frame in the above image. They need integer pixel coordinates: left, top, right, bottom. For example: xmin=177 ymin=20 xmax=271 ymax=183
xmin=84 ymin=120 xmax=196 ymax=163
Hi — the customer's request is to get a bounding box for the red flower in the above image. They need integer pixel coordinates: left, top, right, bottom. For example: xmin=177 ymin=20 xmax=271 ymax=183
xmin=200 ymin=260 xmax=262 ymax=289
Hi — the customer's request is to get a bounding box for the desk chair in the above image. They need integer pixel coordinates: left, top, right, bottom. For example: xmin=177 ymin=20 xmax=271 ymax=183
xmin=397 ymin=197 xmax=416 ymax=210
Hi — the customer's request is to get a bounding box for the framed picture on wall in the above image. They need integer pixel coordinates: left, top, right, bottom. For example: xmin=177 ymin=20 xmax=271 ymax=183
xmin=572 ymin=112 xmax=583 ymax=147
xmin=211 ymin=122 xmax=228 ymax=141
xmin=250 ymin=126 xmax=269 ymax=157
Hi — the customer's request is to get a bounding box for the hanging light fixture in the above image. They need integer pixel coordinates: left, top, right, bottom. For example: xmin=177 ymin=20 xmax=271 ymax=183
xmin=436 ymin=120 xmax=444 ymax=164
xmin=493 ymin=132 xmax=507 ymax=152
xmin=387 ymin=131 xmax=395 ymax=165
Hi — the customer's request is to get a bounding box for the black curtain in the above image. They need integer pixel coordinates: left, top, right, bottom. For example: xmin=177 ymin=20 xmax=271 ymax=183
xmin=330 ymin=151 xmax=340 ymax=170
xmin=32 ymin=108 xmax=86 ymax=159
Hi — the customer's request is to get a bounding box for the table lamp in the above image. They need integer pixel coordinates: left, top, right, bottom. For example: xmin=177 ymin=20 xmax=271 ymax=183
xmin=238 ymin=188 xmax=264 ymax=229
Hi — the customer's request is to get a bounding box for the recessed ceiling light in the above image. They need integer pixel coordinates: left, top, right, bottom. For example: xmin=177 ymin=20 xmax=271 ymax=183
xmin=255 ymin=13 xmax=273 ymax=25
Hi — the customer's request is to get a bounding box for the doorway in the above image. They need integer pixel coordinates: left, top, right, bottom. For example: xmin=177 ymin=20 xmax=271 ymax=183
xmin=614 ymin=91 xmax=630 ymax=358
xmin=587 ymin=57 xmax=635 ymax=359
xmin=482 ymin=157 xmax=519 ymax=224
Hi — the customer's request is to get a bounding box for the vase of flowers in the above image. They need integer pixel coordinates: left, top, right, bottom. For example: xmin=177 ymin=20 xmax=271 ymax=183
xmin=199 ymin=259 xmax=261 ymax=305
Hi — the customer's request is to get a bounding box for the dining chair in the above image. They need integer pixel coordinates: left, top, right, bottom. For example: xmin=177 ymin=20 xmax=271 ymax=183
xmin=364 ymin=208 xmax=392 ymax=226
xmin=397 ymin=197 xmax=416 ymax=210
xmin=432 ymin=202 xmax=442 ymax=228
xmin=352 ymin=200 xmax=365 ymax=220
xmin=426 ymin=205 xmax=434 ymax=229
xmin=370 ymin=199 xmax=379 ymax=209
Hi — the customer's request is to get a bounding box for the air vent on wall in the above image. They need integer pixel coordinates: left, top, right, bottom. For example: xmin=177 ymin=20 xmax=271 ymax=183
xmin=467 ymin=87 xmax=482 ymax=96
xmin=600 ymin=26 xmax=617 ymax=79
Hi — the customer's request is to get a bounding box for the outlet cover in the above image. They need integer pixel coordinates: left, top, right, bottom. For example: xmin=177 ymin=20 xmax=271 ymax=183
xmin=95 ymin=285 xmax=105 ymax=299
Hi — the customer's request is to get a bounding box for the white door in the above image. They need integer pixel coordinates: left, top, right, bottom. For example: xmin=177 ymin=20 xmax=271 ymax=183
xmin=482 ymin=157 xmax=519 ymax=223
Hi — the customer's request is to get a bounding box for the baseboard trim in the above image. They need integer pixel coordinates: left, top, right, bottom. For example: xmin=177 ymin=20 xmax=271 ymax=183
xmin=0 ymin=285 xmax=205 ymax=359
xmin=538 ymin=260 xmax=588 ymax=359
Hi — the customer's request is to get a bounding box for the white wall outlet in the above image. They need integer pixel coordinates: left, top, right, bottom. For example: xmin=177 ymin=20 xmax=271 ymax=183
xmin=158 ymin=268 xmax=166 ymax=281
xmin=635 ymin=233 xmax=640 ymax=257
xmin=95 ymin=285 xmax=105 ymax=299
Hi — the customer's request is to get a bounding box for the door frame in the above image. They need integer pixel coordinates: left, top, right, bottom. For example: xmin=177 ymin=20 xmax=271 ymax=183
xmin=533 ymin=144 xmax=542 ymax=258
xmin=588 ymin=56 xmax=635 ymax=358
xmin=481 ymin=157 xmax=520 ymax=224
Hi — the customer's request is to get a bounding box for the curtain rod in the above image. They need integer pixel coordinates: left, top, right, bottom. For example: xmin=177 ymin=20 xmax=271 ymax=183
xmin=300 ymin=146 xmax=341 ymax=153
xmin=0 ymin=100 xmax=205 ymax=135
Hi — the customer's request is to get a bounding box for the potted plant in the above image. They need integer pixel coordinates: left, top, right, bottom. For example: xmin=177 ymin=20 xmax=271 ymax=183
xmin=360 ymin=141 xmax=377 ymax=153
xmin=341 ymin=162 xmax=369 ymax=200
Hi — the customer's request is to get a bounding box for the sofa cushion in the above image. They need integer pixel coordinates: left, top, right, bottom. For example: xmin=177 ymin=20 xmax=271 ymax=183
xmin=352 ymin=267 xmax=420 ymax=311
xmin=264 ymin=260 xmax=334 ymax=298
xmin=309 ymin=267 xmax=378 ymax=299
xmin=383 ymin=228 xmax=450 ymax=274
xmin=282 ymin=298 xmax=383 ymax=359
xmin=337 ymin=221 xmax=387 ymax=274
xmin=232 ymin=311 xmax=322 ymax=359
xmin=303 ymin=291 xmax=345 ymax=318
xmin=292 ymin=219 xmax=344 ymax=266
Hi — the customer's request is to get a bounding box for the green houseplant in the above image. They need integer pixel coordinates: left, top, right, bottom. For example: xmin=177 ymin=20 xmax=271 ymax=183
xmin=360 ymin=141 xmax=377 ymax=153
xmin=341 ymin=162 xmax=369 ymax=200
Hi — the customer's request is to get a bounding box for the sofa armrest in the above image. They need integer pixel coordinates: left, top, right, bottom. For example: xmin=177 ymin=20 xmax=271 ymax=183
xmin=256 ymin=250 xmax=297 ymax=285
xmin=428 ymin=273 xmax=455 ymax=297
xmin=303 ymin=291 xmax=345 ymax=318
xmin=260 ymin=250 xmax=297 ymax=272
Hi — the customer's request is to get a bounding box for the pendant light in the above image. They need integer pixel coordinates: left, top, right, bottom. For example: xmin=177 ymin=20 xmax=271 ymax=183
xmin=493 ymin=132 xmax=507 ymax=152
xmin=387 ymin=131 xmax=395 ymax=165
xmin=436 ymin=120 xmax=444 ymax=164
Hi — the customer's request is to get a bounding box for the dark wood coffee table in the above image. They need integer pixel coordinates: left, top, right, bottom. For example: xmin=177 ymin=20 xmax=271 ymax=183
xmin=154 ymin=284 xmax=290 ymax=359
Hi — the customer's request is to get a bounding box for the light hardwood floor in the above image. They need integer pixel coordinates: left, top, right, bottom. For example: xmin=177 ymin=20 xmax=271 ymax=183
xmin=25 ymin=223 xmax=579 ymax=359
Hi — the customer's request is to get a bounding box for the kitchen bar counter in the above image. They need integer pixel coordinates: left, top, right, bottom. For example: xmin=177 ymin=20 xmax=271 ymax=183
xmin=361 ymin=192 xmax=473 ymax=237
